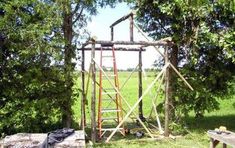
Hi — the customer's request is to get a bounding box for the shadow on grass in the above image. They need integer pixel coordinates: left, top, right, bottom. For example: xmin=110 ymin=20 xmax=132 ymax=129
xmin=87 ymin=115 xmax=235 ymax=147
xmin=185 ymin=115 xmax=235 ymax=132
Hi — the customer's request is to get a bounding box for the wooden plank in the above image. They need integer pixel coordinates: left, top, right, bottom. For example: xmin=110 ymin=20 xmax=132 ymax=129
xmin=138 ymin=50 xmax=143 ymax=118
xmin=91 ymin=41 xmax=97 ymax=143
xmin=169 ymin=63 xmax=194 ymax=91
xmin=77 ymin=47 xmax=146 ymax=51
xmin=87 ymin=40 xmax=170 ymax=46
xmin=208 ymin=130 xmax=235 ymax=147
xmin=81 ymin=48 xmax=86 ymax=130
xmin=120 ymin=64 xmax=139 ymax=90
xmin=130 ymin=13 xmax=134 ymax=41
xmin=164 ymin=46 xmax=170 ymax=137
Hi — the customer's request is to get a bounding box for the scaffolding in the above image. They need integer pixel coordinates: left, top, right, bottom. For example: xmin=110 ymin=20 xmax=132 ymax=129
xmin=78 ymin=12 xmax=193 ymax=143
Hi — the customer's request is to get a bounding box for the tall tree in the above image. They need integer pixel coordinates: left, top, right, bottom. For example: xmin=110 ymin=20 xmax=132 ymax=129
xmin=0 ymin=0 xmax=124 ymax=135
xmin=57 ymin=0 xmax=120 ymax=127
xmin=134 ymin=0 xmax=235 ymax=134
xmin=0 ymin=0 xmax=65 ymax=134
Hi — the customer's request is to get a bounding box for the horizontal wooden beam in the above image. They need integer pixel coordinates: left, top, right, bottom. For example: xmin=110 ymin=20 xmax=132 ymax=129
xmin=78 ymin=47 xmax=145 ymax=51
xmin=110 ymin=13 xmax=133 ymax=28
xmin=87 ymin=39 xmax=172 ymax=46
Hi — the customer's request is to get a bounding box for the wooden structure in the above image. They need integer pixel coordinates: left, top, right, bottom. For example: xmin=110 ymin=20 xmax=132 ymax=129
xmin=208 ymin=130 xmax=235 ymax=148
xmin=0 ymin=131 xmax=85 ymax=147
xmin=78 ymin=12 xmax=193 ymax=143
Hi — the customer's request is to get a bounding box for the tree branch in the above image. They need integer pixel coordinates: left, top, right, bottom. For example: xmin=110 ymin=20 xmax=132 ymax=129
xmin=72 ymin=3 xmax=80 ymax=15
xmin=72 ymin=6 xmax=84 ymax=25
xmin=156 ymin=19 xmax=173 ymax=36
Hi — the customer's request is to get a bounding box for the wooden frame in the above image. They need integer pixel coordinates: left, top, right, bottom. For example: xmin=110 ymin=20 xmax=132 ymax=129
xmin=78 ymin=11 xmax=194 ymax=143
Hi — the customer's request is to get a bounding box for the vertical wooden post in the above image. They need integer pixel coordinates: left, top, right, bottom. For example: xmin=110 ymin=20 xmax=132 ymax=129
xmin=91 ymin=41 xmax=96 ymax=142
xmin=164 ymin=46 xmax=170 ymax=137
xmin=130 ymin=13 xmax=134 ymax=42
xmin=111 ymin=27 xmax=114 ymax=41
xmin=138 ymin=49 xmax=143 ymax=119
xmin=81 ymin=48 xmax=86 ymax=130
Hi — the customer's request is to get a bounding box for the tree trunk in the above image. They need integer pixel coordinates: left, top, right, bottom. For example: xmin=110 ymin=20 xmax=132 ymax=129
xmin=164 ymin=44 xmax=178 ymax=136
xmin=169 ymin=45 xmax=178 ymax=120
xmin=164 ymin=46 xmax=170 ymax=136
xmin=62 ymin=3 xmax=74 ymax=128
xmin=138 ymin=50 xmax=144 ymax=120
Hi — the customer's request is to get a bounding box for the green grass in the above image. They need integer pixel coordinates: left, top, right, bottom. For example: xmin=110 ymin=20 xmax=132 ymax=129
xmin=73 ymin=71 xmax=235 ymax=148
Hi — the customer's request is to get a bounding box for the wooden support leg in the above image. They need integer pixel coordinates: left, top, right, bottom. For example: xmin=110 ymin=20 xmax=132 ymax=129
xmin=223 ymin=143 xmax=227 ymax=148
xmin=210 ymin=138 xmax=219 ymax=148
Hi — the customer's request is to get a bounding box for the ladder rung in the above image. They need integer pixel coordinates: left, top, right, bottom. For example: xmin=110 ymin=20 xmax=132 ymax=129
xmin=102 ymin=92 xmax=117 ymax=95
xmin=101 ymin=117 xmax=117 ymax=121
xmin=101 ymin=109 xmax=121 ymax=113
xmin=102 ymin=55 xmax=113 ymax=58
xmin=101 ymin=128 xmax=123 ymax=131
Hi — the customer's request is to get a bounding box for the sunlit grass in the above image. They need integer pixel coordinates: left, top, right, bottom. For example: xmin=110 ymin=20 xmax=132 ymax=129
xmin=72 ymin=71 xmax=235 ymax=147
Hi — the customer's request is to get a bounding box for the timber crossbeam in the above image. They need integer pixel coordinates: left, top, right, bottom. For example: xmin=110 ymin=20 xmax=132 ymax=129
xmin=86 ymin=40 xmax=172 ymax=46
xmin=78 ymin=47 xmax=145 ymax=51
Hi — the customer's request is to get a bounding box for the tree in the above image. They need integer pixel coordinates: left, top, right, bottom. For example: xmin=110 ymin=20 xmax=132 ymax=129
xmin=0 ymin=0 xmax=124 ymax=135
xmin=0 ymin=0 xmax=65 ymax=135
xmin=57 ymin=0 xmax=122 ymax=127
xmin=134 ymin=0 xmax=235 ymax=134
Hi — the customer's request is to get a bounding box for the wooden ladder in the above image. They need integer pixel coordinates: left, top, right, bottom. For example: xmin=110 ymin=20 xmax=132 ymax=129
xmin=98 ymin=44 xmax=125 ymax=139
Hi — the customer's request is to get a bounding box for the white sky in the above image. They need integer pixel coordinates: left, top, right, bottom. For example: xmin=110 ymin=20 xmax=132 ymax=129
xmin=81 ymin=3 xmax=162 ymax=70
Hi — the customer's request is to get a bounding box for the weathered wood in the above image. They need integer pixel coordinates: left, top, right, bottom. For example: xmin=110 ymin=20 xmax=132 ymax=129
xmin=80 ymin=48 xmax=86 ymax=130
xmin=110 ymin=13 xmax=133 ymax=28
xmin=111 ymin=27 xmax=114 ymax=41
xmin=164 ymin=46 xmax=170 ymax=137
xmin=150 ymin=73 xmax=164 ymax=134
xmin=120 ymin=64 xmax=139 ymax=90
xmin=169 ymin=63 xmax=194 ymax=91
xmin=87 ymin=40 xmax=170 ymax=46
xmin=85 ymin=63 xmax=91 ymax=103
xmin=0 ymin=131 xmax=85 ymax=147
xmin=138 ymin=50 xmax=143 ymax=119
xmin=208 ymin=130 xmax=235 ymax=148
xmin=77 ymin=47 xmax=146 ymax=51
xmin=130 ymin=13 xmax=134 ymax=41
xmin=94 ymin=59 xmax=165 ymax=142
xmin=91 ymin=42 xmax=96 ymax=143
xmin=133 ymin=22 xmax=166 ymax=57
xmin=105 ymin=63 xmax=169 ymax=142
xmin=149 ymin=73 xmax=165 ymax=118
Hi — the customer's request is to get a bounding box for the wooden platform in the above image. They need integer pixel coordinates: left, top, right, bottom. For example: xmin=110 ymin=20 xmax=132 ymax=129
xmin=208 ymin=130 xmax=235 ymax=148
xmin=0 ymin=130 xmax=85 ymax=148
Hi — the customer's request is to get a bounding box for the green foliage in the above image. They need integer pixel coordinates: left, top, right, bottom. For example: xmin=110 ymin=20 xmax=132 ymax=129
xmin=0 ymin=0 xmax=65 ymax=135
xmin=135 ymin=0 xmax=235 ymax=118
xmin=0 ymin=0 xmax=125 ymax=135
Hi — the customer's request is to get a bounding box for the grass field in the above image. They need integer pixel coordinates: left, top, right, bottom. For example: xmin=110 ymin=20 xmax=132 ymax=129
xmin=73 ymin=71 xmax=235 ymax=148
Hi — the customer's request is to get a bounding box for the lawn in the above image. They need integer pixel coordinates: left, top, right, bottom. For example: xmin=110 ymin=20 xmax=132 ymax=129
xmin=73 ymin=71 xmax=235 ymax=148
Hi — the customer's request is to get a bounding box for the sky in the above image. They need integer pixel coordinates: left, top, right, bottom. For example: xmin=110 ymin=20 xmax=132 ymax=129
xmin=82 ymin=3 xmax=162 ymax=70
